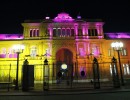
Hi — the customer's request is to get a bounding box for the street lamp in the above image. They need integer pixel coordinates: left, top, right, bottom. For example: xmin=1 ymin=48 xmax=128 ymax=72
xmin=111 ymin=41 xmax=124 ymax=86
xmin=13 ymin=44 xmax=25 ymax=90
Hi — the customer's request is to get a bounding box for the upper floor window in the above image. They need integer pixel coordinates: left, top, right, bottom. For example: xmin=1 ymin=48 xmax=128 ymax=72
xmin=88 ymin=29 xmax=98 ymax=36
xmin=30 ymin=29 xmax=39 ymax=37
xmin=53 ymin=28 xmax=56 ymax=37
xmin=53 ymin=28 xmax=75 ymax=37
xmin=78 ymin=29 xmax=82 ymax=36
xmin=44 ymin=29 xmax=50 ymax=36
xmin=71 ymin=28 xmax=75 ymax=36
xmin=58 ymin=28 xmax=61 ymax=36
xmin=66 ymin=29 xmax=70 ymax=36
xmin=62 ymin=29 xmax=65 ymax=36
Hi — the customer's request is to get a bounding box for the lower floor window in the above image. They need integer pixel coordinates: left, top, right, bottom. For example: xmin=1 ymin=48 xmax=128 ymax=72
xmin=123 ymin=64 xmax=130 ymax=75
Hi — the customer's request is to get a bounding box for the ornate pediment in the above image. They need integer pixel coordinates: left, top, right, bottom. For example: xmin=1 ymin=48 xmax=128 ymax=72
xmin=53 ymin=12 xmax=74 ymax=22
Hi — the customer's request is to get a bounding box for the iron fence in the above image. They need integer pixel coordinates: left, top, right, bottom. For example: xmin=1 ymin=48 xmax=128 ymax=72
xmin=0 ymin=62 xmax=130 ymax=91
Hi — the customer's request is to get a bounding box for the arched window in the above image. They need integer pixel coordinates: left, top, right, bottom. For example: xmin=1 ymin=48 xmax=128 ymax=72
xmin=53 ymin=28 xmax=56 ymax=37
xmin=62 ymin=29 xmax=65 ymax=36
xmin=71 ymin=28 xmax=74 ymax=36
xmin=30 ymin=29 xmax=39 ymax=37
xmin=66 ymin=29 xmax=70 ymax=36
xmin=30 ymin=29 xmax=33 ymax=37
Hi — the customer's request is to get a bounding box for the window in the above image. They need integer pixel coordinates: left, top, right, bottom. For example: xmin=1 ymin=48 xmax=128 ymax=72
xmin=78 ymin=29 xmax=82 ymax=36
xmin=53 ymin=28 xmax=56 ymax=37
xmin=62 ymin=29 xmax=65 ymax=36
xmin=108 ymin=49 xmax=114 ymax=56
xmin=71 ymin=29 xmax=74 ymax=36
xmin=53 ymin=28 xmax=75 ymax=37
xmin=94 ymin=29 xmax=98 ymax=36
xmin=8 ymin=48 xmax=17 ymax=58
xmin=88 ymin=29 xmax=98 ymax=36
xmin=88 ymin=29 xmax=91 ymax=36
xmin=45 ymin=29 xmax=49 ymax=36
xmin=66 ymin=29 xmax=70 ymax=36
xmin=79 ymin=48 xmax=85 ymax=56
xmin=110 ymin=64 xmax=112 ymax=75
xmin=121 ymin=48 xmax=127 ymax=56
xmin=91 ymin=46 xmax=99 ymax=56
xmin=123 ymin=64 xmax=130 ymax=75
xmin=110 ymin=64 xmax=117 ymax=75
xmin=91 ymin=29 xmax=95 ymax=36
xmin=30 ymin=29 xmax=39 ymax=37
xmin=0 ymin=48 xmax=6 ymax=58
xmin=36 ymin=29 xmax=39 ymax=37
xmin=30 ymin=46 xmax=37 ymax=58
xmin=58 ymin=28 xmax=61 ymax=36
xmin=30 ymin=30 xmax=33 ymax=37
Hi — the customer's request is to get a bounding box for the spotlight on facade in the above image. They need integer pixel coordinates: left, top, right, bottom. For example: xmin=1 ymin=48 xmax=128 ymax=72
xmin=12 ymin=44 xmax=25 ymax=90
xmin=111 ymin=41 xmax=124 ymax=86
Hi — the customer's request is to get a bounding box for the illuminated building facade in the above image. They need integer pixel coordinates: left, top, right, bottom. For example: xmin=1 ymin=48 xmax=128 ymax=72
xmin=0 ymin=12 xmax=130 ymax=89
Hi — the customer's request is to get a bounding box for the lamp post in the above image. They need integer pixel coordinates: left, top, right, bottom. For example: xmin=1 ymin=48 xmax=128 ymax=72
xmin=43 ymin=58 xmax=49 ymax=91
xmin=111 ymin=41 xmax=124 ymax=86
xmin=13 ymin=44 xmax=25 ymax=90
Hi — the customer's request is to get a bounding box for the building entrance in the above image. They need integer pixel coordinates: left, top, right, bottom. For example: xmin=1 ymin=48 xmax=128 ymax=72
xmin=56 ymin=48 xmax=73 ymax=85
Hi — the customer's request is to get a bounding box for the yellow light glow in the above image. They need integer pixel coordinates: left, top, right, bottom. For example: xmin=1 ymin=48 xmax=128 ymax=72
xmin=12 ymin=44 xmax=25 ymax=52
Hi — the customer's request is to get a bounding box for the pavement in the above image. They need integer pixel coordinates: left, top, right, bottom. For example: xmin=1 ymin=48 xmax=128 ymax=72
xmin=1 ymin=87 xmax=130 ymax=96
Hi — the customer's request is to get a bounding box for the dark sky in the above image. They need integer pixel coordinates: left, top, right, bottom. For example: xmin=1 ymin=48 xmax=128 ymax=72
xmin=0 ymin=0 xmax=130 ymax=33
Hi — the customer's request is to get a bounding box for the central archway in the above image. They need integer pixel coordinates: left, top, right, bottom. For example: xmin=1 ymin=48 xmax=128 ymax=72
xmin=56 ymin=48 xmax=73 ymax=84
xmin=56 ymin=48 xmax=73 ymax=64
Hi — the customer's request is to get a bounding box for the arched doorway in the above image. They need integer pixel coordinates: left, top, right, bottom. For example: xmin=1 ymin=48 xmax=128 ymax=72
xmin=56 ymin=48 xmax=73 ymax=64
xmin=56 ymin=48 xmax=73 ymax=85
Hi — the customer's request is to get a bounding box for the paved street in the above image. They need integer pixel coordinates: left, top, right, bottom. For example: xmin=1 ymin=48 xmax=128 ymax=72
xmin=0 ymin=92 xmax=130 ymax=100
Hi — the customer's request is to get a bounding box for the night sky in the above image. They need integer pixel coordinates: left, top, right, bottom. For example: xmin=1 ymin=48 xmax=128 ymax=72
xmin=0 ymin=0 xmax=130 ymax=33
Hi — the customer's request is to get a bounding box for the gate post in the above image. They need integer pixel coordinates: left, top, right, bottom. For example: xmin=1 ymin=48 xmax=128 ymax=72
xmin=22 ymin=59 xmax=34 ymax=91
xmin=43 ymin=59 xmax=49 ymax=91
xmin=22 ymin=59 xmax=29 ymax=91
xmin=111 ymin=57 xmax=120 ymax=88
xmin=93 ymin=57 xmax=100 ymax=89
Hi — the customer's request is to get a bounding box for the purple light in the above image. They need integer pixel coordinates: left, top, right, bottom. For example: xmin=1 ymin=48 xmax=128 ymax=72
xmin=0 ymin=54 xmax=6 ymax=58
xmin=9 ymin=54 xmax=17 ymax=58
xmin=98 ymin=36 xmax=103 ymax=39
xmin=77 ymin=16 xmax=81 ymax=19
xmin=53 ymin=12 xmax=74 ymax=22
xmin=0 ymin=34 xmax=23 ymax=40
xmin=105 ymin=32 xmax=130 ymax=39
